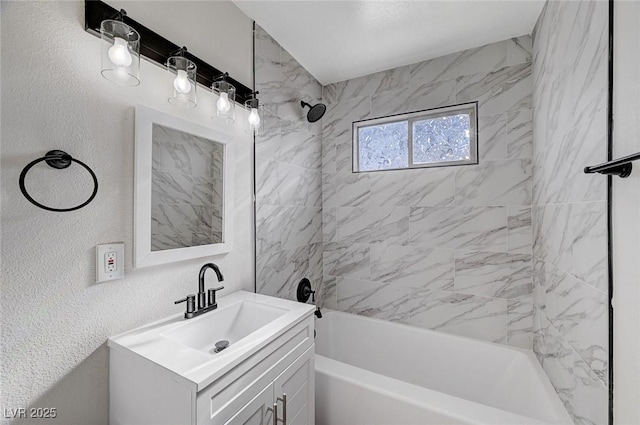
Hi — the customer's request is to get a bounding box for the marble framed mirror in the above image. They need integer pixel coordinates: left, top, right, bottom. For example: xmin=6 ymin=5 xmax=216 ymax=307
xmin=134 ymin=105 xmax=234 ymax=268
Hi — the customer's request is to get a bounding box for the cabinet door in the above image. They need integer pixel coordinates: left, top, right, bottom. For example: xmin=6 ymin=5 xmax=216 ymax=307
xmin=224 ymin=383 xmax=274 ymax=425
xmin=272 ymin=346 xmax=315 ymax=425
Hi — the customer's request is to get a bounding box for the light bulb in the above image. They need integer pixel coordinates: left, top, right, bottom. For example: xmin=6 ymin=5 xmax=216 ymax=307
xmin=173 ymin=70 xmax=192 ymax=94
xmin=217 ymin=92 xmax=231 ymax=113
xmin=248 ymin=108 xmax=261 ymax=127
xmin=108 ymin=37 xmax=132 ymax=67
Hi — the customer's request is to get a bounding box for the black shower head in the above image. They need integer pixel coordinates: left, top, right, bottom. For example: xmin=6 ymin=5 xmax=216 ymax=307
xmin=301 ymin=101 xmax=326 ymax=123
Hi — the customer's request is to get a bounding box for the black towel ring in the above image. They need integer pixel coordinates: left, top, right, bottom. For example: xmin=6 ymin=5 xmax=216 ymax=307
xmin=19 ymin=150 xmax=99 ymax=212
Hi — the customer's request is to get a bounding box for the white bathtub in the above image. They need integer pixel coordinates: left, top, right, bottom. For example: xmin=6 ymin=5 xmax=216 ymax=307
xmin=315 ymin=310 xmax=572 ymax=425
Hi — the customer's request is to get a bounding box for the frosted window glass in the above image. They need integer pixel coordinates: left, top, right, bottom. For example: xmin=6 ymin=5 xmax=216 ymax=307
xmin=353 ymin=103 xmax=477 ymax=172
xmin=358 ymin=121 xmax=409 ymax=171
xmin=412 ymin=114 xmax=471 ymax=164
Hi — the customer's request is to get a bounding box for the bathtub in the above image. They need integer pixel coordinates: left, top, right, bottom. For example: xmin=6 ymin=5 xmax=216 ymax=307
xmin=315 ymin=310 xmax=572 ymax=425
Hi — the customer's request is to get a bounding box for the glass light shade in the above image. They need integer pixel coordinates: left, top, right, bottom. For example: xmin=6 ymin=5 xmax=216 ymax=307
xmin=212 ymin=81 xmax=236 ymax=123
xmin=167 ymin=57 xmax=197 ymax=108
xmin=100 ymin=20 xmax=140 ymax=86
xmin=244 ymin=99 xmax=264 ymax=134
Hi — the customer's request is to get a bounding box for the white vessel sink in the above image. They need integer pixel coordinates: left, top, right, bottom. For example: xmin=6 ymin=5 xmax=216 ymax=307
xmin=161 ymin=300 xmax=288 ymax=354
xmin=108 ymin=291 xmax=314 ymax=391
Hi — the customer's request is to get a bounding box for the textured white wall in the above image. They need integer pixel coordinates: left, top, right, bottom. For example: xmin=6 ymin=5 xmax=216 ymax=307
xmin=0 ymin=2 xmax=254 ymax=424
xmin=613 ymin=2 xmax=640 ymax=423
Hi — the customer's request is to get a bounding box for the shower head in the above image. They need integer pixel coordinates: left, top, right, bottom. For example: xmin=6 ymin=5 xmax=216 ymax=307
xmin=301 ymin=101 xmax=326 ymax=123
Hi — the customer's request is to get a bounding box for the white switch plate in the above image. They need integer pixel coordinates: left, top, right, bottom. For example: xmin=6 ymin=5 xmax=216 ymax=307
xmin=96 ymin=242 xmax=125 ymax=283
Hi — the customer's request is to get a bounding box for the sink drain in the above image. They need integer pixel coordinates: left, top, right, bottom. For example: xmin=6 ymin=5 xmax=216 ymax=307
xmin=212 ymin=340 xmax=230 ymax=353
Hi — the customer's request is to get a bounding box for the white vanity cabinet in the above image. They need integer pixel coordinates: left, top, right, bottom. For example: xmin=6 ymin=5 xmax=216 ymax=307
xmin=108 ymin=291 xmax=315 ymax=425
xmin=219 ymin=347 xmax=315 ymax=425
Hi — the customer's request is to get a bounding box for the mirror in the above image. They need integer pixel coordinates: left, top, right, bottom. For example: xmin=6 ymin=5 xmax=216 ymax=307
xmin=150 ymin=123 xmax=224 ymax=251
xmin=134 ymin=105 xmax=234 ymax=268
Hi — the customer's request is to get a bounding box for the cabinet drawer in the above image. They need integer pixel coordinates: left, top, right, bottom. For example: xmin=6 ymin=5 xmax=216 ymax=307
xmin=197 ymin=316 xmax=313 ymax=424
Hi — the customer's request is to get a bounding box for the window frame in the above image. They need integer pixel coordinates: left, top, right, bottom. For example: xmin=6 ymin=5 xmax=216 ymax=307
xmin=352 ymin=101 xmax=479 ymax=173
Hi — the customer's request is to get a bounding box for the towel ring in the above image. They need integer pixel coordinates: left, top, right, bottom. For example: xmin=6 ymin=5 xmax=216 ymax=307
xmin=19 ymin=150 xmax=99 ymax=212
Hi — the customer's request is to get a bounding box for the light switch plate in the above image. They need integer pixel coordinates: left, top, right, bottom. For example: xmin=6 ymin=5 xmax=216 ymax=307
xmin=96 ymin=242 xmax=125 ymax=283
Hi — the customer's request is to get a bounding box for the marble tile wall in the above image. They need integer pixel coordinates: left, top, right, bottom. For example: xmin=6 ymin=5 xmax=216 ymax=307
xmin=321 ymin=36 xmax=534 ymax=349
xmin=254 ymin=25 xmax=324 ymax=301
xmin=531 ymin=1 xmax=609 ymax=424
xmin=151 ymin=124 xmax=224 ymax=251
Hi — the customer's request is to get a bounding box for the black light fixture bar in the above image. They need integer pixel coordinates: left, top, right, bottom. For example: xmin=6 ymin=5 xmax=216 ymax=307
xmin=584 ymin=151 xmax=640 ymax=178
xmin=84 ymin=0 xmax=254 ymax=104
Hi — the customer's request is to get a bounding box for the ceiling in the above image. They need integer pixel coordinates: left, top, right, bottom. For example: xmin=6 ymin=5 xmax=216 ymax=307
xmin=233 ymin=0 xmax=546 ymax=85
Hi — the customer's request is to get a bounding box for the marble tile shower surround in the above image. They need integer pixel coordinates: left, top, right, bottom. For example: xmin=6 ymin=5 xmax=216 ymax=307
xmin=151 ymin=124 xmax=224 ymax=251
xmin=255 ymin=21 xmax=607 ymax=425
xmin=531 ymin=1 xmax=609 ymax=425
xmin=321 ymin=36 xmax=534 ymax=349
xmin=254 ymin=25 xmax=324 ymax=302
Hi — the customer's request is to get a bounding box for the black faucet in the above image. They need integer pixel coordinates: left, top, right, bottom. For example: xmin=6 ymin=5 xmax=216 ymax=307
xmin=198 ymin=263 xmax=224 ymax=309
xmin=175 ymin=263 xmax=224 ymax=319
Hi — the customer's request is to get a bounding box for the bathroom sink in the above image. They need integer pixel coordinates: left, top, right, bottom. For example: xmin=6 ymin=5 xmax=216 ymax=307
xmin=161 ymin=300 xmax=288 ymax=354
xmin=107 ymin=291 xmax=315 ymax=390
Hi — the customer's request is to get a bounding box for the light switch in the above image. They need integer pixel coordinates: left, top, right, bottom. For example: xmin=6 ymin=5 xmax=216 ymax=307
xmin=96 ymin=243 xmax=125 ymax=283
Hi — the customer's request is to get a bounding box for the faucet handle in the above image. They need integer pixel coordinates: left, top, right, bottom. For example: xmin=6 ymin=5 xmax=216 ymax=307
xmin=208 ymin=286 xmax=225 ymax=307
xmin=175 ymin=294 xmax=196 ymax=317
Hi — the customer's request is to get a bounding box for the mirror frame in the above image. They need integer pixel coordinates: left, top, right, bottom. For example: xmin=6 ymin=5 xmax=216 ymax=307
xmin=134 ymin=105 xmax=234 ymax=268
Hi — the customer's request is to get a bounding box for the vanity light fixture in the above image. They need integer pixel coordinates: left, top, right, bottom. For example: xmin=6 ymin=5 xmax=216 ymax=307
xmin=245 ymin=92 xmax=264 ymax=134
xmin=100 ymin=9 xmax=140 ymax=86
xmin=212 ymin=73 xmax=236 ymax=123
xmin=87 ymin=1 xmax=254 ymax=103
xmin=167 ymin=47 xmax=197 ymax=108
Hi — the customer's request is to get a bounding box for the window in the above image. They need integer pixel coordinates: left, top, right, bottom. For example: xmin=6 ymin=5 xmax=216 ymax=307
xmin=353 ymin=102 xmax=478 ymax=172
